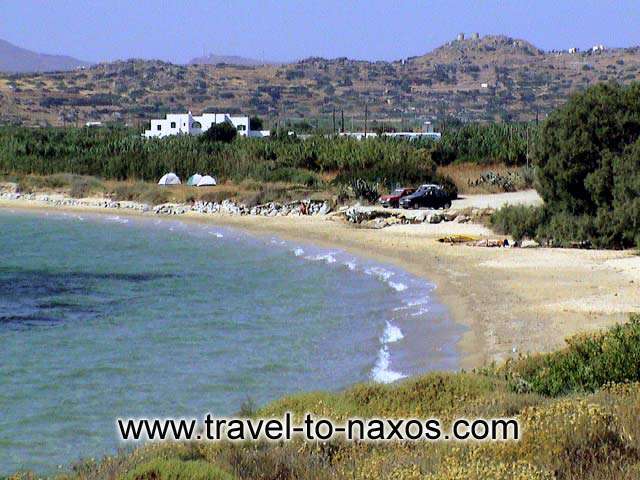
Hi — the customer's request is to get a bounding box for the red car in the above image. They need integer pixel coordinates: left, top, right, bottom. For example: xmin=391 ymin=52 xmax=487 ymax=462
xmin=378 ymin=188 xmax=416 ymax=208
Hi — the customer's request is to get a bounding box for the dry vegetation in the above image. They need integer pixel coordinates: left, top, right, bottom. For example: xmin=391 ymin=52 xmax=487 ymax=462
xmin=437 ymin=163 xmax=527 ymax=194
xmin=2 ymin=35 xmax=640 ymax=127
xmin=5 ymin=173 xmax=329 ymax=207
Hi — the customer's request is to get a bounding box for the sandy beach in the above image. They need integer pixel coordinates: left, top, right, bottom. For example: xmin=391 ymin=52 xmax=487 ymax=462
xmin=2 ymin=192 xmax=638 ymax=369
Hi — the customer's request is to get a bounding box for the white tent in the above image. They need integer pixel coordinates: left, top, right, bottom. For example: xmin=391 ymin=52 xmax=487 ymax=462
xmin=158 ymin=173 xmax=181 ymax=185
xmin=196 ymin=175 xmax=217 ymax=187
xmin=187 ymin=173 xmax=202 ymax=186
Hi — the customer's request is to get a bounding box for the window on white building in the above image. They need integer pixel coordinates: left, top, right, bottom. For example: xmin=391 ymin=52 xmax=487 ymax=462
xmin=157 ymin=125 xmax=161 ymax=131
xmin=237 ymin=125 xmax=246 ymax=131
xmin=171 ymin=122 xmax=176 ymax=128
xmin=192 ymin=121 xmax=202 ymax=129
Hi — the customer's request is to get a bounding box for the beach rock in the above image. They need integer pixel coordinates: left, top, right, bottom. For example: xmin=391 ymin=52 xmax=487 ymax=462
xmin=318 ymin=201 xmax=331 ymax=215
xmin=0 ymin=182 xmax=19 ymax=194
xmin=520 ymin=239 xmax=540 ymax=248
xmin=427 ymin=213 xmax=442 ymax=224
xmin=443 ymin=210 xmax=458 ymax=222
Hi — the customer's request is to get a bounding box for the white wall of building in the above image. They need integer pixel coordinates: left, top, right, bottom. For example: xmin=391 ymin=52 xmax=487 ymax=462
xmin=144 ymin=112 xmax=265 ymax=139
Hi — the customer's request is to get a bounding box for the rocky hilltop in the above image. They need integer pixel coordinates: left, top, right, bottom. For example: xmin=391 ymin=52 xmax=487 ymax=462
xmin=1 ymin=34 xmax=639 ymax=126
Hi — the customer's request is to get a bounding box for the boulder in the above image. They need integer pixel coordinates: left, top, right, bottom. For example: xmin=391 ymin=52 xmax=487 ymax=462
xmin=318 ymin=201 xmax=331 ymax=215
xmin=427 ymin=213 xmax=442 ymax=224
xmin=520 ymin=239 xmax=540 ymax=248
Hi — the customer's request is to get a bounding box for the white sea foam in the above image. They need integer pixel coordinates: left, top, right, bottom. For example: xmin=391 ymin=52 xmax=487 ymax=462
xmin=293 ymin=247 xmax=305 ymax=257
xmin=364 ymin=266 xmax=394 ymax=282
xmin=381 ymin=321 xmax=404 ymax=343
xmin=305 ymin=253 xmax=337 ymax=264
xmin=343 ymin=260 xmax=357 ymax=271
xmin=106 ymin=215 xmax=129 ymax=224
xmin=388 ymin=281 xmax=408 ymax=292
xmin=209 ymin=231 xmax=224 ymax=238
xmin=372 ymin=345 xmax=407 ymax=384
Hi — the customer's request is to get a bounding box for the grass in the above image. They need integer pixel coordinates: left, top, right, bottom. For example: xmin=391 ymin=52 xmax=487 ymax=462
xmin=437 ymin=163 xmax=533 ymax=194
xmin=1 ymin=161 xmax=537 ymax=212
xmin=1 ymin=174 xmax=331 ymax=206
xmin=21 ymin=314 xmax=639 ymax=480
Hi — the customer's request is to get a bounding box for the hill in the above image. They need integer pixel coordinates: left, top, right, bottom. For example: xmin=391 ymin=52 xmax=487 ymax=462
xmin=0 ymin=38 xmax=91 ymax=73
xmin=187 ymin=53 xmax=279 ymax=66
xmin=1 ymin=34 xmax=639 ymax=127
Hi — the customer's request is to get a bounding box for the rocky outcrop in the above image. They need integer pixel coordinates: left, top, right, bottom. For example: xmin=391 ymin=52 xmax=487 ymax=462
xmin=334 ymin=205 xmax=491 ymax=229
xmin=0 ymin=189 xmax=331 ymax=219
xmin=191 ymin=199 xmax=331 ymax=217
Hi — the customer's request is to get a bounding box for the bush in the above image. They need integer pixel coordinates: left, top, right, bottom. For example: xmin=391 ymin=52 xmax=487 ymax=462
xmin=200 ymin=122 xmax=237 ymax=143
xmin=490 ymin=205 xmax=545 ymax=241
xmin=69 ymin=175 xmax=104 ymax=198
xmin=110 ymin=182 xmax=171 ymax=205
xmin=505 ymin=314 xmax=640 ymax=396
xmin=349 ymin=178 xmax=381 ymax=203
xmin=435 ymin=174 xmax=458 ymax=200
xmin=124 ymin=459 xmax=233 ymax=480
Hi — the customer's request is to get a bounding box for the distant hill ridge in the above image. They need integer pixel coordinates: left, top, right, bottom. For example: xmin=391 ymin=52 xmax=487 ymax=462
xmin=0 ymin=39 xmax=91 ymax=73
xmin=187 ymin=53 xmax=280 ymax=66
xmin=1 ymin=34 xmax=640 ymax=126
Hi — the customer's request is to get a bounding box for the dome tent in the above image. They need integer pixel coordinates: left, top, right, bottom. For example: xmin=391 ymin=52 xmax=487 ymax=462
xmin=187 ymin=173 xmax=203 ymax=186
xmin=196 ymin=175 xmax=217 ymax=187
xmin=158 ymin=173 xmax=181 ymax=185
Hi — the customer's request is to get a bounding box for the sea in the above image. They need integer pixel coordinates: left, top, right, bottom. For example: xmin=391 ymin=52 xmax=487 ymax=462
xmin=0 ymin=208 xmax=464 ymax=474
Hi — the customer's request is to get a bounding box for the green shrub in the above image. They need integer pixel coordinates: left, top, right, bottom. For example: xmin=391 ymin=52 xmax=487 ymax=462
xmin=490 ymin=205 xmax=545 ymax=241
xmin=506 ymin=314 xmax=640 ymax=396
xmin=349 ymin=178 xmax=381 ymax=203
xmin=432 ymin=123 xmax=538 ymax=166
xmin=110 ymin=182 xmax=171 ymax=205
xmin=0 ymin=127 xmax=439 ymax=189
xmin=435 ymin=174 xmax=458 ymax=200
xmin=200 ymin=122 xmax=237 ymax=143
xmin=69 ymin=175 xmax=104 ymax=198
xmin=124 ymin=458 xmax=233 ymax=480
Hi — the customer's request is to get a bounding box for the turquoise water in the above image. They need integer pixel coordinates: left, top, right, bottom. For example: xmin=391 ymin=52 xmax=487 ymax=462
xmin=0 ymin=209 xmax=462 ymax=474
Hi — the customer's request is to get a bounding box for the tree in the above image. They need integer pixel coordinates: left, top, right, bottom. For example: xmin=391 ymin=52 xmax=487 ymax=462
xmin=249 ymin=116 xmax=263 ymax=131
xmin=535 ymin=83 xmax=640 ymax=215
xmin=532 ymin=82 xmax=640 ymax=248
xmin=200 ymin=121 xmax=237 ymax=143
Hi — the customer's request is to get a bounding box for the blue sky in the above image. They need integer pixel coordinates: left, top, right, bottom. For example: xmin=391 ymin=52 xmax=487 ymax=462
xmin=2 ymin=0 xmax=638 ymax=63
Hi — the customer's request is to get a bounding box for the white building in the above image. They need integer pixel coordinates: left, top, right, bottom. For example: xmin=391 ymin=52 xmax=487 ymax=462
xmin=143 ymin=112 xmax=270 ymax=139
xmin=338 ymin=122 xmax=441 ymax=141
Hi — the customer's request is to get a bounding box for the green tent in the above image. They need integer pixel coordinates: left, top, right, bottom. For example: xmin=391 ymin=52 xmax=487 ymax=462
xmin=187 ymin=173 xmax=202 ymax=186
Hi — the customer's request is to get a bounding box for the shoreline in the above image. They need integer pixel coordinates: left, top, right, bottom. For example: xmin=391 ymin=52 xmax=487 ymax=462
xmin=2 ymin=196 xmax=639 ymax=369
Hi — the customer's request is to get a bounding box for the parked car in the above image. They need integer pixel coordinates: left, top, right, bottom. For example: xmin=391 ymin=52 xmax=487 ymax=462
xmin=378 ymin=187 xmax=415 ymax=208
xmin=399 ymin=184 xmax=452 ymax=209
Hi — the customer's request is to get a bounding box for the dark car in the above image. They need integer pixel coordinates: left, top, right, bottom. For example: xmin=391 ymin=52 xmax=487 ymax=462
xmin=399 ymin=184 xmax=452 ymax=209
xmin=378 ymin=187 xmax=416 ymax=208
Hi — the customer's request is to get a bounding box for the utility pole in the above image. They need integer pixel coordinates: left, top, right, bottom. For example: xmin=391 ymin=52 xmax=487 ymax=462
xmin=364 ymin=103 xmax=368 ymax=138
xmin=332 ymin=108 xmax=336 ymax=135
xmin=341 ymin=109 xmax=345 ymax=133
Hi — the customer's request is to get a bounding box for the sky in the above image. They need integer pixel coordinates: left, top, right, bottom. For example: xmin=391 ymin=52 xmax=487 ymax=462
xmin=1 ymin=0 xmax=638 ymax=64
